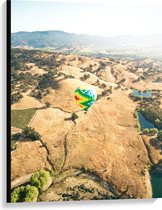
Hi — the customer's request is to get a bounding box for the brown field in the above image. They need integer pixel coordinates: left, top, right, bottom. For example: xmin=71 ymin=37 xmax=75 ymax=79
xmin=30 ymin=90 xmax=152 ymax=198
xmin=11 ymin=140 xmax=51 ymax=181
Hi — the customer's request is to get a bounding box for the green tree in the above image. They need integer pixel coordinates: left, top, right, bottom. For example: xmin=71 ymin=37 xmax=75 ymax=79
xmin=155 ymin=118 xmax=161 ymax=126
xmin=22 ymin=127 xmax=41 ymax=140
xmin=11 ymin=188 xmax=20 ymax=203
xmin=24 ymin=185 xmax=39 ymax=202
xmin=11 ymin=185 xmax=39 ymax=203
xmin=45 ymin=102 xmax=51 ymax=108
xmin=157 ymin=130 xmax=162 ymax=141
xmin=30 ymin=169 xmax=51 ymax=190
xmin=138 ymin=90 xmax=142 ymax=94
xmin=149 ymin=128 xmax=158 ymax=135
xmin=11 ymin=92 xmax=23 ymax=104
xmin=143 ymin=128 xmax=149 ymax=134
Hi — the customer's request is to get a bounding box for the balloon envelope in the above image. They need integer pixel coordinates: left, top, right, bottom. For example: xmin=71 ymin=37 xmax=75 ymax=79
xmin=74 ymin=86 xmax=97 ymax=111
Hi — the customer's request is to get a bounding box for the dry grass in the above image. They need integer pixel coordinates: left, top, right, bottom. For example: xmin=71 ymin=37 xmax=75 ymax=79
xmin=11 ymin=52 xmax=162 ymax=199
xmin=11 ymin=140 xmax=51 ymax=181
xmin=31 ymin=90 xmax=152 ymax=198
xmin=11 ymin=95 xmax=43 ymax=110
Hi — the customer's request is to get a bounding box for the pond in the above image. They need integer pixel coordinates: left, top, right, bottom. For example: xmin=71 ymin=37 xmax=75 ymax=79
xmin=138 ymin=111 xmax=162 ymax=198
xmin=150 ymin=170 xmax=162 ymax=198
xmin=133 ymin=89 xmax=152 ymax=98
xmin=138 ymin=112 xmax=155 ymax=130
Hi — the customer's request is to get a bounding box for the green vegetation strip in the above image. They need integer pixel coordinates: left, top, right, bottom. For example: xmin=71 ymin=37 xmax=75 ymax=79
xmin=134 ymin=110 xmax=141 ymax=132
xmin=11 ymin=108 xmax=37 ymax=129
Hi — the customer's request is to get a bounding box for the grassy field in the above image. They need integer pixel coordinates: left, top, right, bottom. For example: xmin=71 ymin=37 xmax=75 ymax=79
xmin=11 ymin=108 xmax=37 ymax=129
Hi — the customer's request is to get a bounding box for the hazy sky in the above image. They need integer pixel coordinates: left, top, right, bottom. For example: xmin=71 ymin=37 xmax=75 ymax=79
xmin=11 ymin=0 xmax=162 ymax=37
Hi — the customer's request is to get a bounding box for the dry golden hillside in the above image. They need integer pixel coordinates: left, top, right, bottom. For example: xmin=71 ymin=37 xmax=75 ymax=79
xmin=11 ymin=49 xmax=162 ymax=200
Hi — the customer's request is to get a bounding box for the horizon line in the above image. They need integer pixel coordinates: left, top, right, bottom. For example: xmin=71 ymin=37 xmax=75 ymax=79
xmin=11 ymin=30 xmax=162 ymax=38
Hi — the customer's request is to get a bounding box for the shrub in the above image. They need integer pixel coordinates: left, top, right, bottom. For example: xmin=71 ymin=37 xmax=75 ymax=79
xmin=11 ymin=185 xmax=39 ymax=203
xmin=22 ymin=127 xmax=41 ymax=140
xmin=143 ymin=128 xmax=149 ymax=134
xmin=30 ymin=169 xmax=51 ymax=190
xmin=45 ymin=102 xmax=51 ymax=108
xmin=12 ymin=133 xmax=21 ymax=140
xmin=149 ymin=128 xmax=158 ymax=135
xmin=11 ymin=92 xmax=23 ymax=104
xmin=11 ymin=133 xmax=21 ymax=150
xmin=30 ymin=90 xmax=42 ymax=99
xmin=157 ymin=130 xmax=162 ymax=141
xmin=154 ymin=118 xmax=161 ymax=126
xmin=134 ymin=111 xmax=141 ymax=131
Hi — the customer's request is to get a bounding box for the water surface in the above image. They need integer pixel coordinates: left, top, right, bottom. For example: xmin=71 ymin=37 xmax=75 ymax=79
xmin=138 ymin=112 xmax=155 ymax=130
xmin=133 ymin=89 xmax=152 ymax=97
xmin=150 ymin=170 xmax=162 ymax=198
xmin=137 ymin=111 xmax=162 ymax=198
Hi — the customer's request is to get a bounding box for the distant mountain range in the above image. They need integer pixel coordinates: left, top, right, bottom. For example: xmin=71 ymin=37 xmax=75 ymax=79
xmin=11 ymin=30 xmax=162 ymax=57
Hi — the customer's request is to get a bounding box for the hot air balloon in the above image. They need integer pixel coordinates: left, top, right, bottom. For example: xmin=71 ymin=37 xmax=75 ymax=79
xmin=74 ymin=86 xmax=97 ymax=111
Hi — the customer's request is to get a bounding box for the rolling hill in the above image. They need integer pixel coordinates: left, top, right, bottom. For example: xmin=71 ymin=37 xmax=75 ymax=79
xmin=11 ymin=31 xmax=162 ymax=58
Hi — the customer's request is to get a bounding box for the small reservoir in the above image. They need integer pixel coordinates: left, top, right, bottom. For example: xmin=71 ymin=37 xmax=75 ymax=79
xmin=132 ymin=89 xmax=152 ymax=98
xmin=137 ymin=111 xmax=162 ymax=198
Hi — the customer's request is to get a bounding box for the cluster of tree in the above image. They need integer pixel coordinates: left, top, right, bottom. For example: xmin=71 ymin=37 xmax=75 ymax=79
xmin=11 ymin=65 xmax=39 ymax=99
xmin=99 ymin=83 xmax=107 ymax=89
xmin=83 ymin=64 xmax=94 ymax=73
xmin=80 ymin=74 xmax=90 ymax=81
xmin=141 ymin=108 xmax=162 ymax=129
xmin=11 ymin=127 xmax=40 ymax=142
xmin=132 ymin=77 xmax=141 ymax=83
xmin=11 ymin=49 xmax=26 ymax=71
xmin=11 ymin=169 xmax=51 ymax=203
xmin=129 ymin=93 xmax=142 ymax=101
xmin=22 ymin=127 xmax=41 ymax=141
xmin=134 ymin=110 xmax=141 ymax=131
xmin=117 ymin=78 xmax=126 ymax=85
xmin=36 ymin=55 xmax=60 ymax=69
xmin=30 ymin=88 xmax=51 ymax=100
xmin=142 ymin=128 xmax=158 ymax=135
xmin=11 ymin=72 xmax=38 ymax=92
xmin=11 ymin=48 xmax=61 ymax=103
xmin=95 ymin=62 xmax=107 ymax=73
xmin=101 ymin=86 xmax=112 ymax=96
xmin=64 ymin=74 xmax=75 ymax=79
xmin=11 ymin=185 xmax=39 ymax=203
xmin=11 ymin=48 xmax=60 ymax=70
xmin=97 ymin=86 xmax=113 ymax=100
xmin=37 ymin=71 xmax=59 ymax=90
xmin=154 ymin=118 xmax=162 ymax=129
xmin=99 ymin=60 xmax=107 ymax=67
xmin=11 ymin=92 xmax=23 ymax=104
xmin=30 ymin=89 xmax=43 ymax=100
xmin=19 ymin=72 xmax=38 ymax=84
